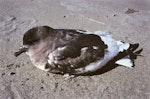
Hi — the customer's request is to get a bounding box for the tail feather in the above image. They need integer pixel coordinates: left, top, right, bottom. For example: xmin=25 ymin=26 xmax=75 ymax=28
xmin=134 ymin=48 xmax=143 ymax=55
xmin=128 ymin=44 xmax=143 ymax=59
xmin=128 ymin=43 xmax=139 ymax=51
xmin=115 ymin=57 xmax=133 ymax=68
xmin=115 ymin=43 xmax=142 ymax=67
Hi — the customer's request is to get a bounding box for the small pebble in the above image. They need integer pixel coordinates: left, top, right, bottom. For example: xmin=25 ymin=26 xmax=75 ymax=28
xmin=7 ymin=39 xmax=10 ymax=41
xmin=46 ymin=73 xmax=50 ymax=76
xmin=10 ymin=72 xmax=16 ymax=75
xmin=60 ymin=88 xmax=64 ymax=91
xmin=41 ymin=80 xmax=44 ymax=83
xmin=26 ymin=78 xmax=29 ymax=81
xmin=40 ymin=86 xmax=44 ymax=89
xmin=113 ymin=14 xmax=117 ymax=17
xmin=15 ymin=64 xmax=20 ymax=68
xmin=55 ymin=83 xmax=58 ymax=88
xmin=2 ymin=73 xmax=5 ymax=76
xmin=125 ymin=8 xmax=139 ymax=14
xmin=7 ymin=64 xmax=14 ymax=67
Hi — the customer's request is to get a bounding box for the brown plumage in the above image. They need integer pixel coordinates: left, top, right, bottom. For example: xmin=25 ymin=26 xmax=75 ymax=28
xmin=15 ymin=26 xmax=107 ymax=75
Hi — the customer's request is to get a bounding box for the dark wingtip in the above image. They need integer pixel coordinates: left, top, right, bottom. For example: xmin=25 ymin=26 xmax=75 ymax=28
xmin=129 ymin=46 xmax=143 ymax=59
xmin=135 ymin=48 xmax=143 ymax=55
xmin=129 ymin=43 xmax=139 ymax=51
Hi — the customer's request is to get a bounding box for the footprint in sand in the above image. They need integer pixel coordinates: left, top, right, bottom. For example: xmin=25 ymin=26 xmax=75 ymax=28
xmin=0 ymin=15 xmax=37 ymax=36
xmin=0 ymin=15 xmax=17 ymax=36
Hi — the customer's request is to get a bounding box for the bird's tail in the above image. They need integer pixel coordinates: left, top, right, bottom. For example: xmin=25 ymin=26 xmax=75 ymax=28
xmin=115 ymin=41 xmax=143 ymax=68
xmin=84 ymin=31 xmax=143 ymax=68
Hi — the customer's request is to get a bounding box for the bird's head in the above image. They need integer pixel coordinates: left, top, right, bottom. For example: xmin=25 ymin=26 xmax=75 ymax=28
xmin=14 ymin=26 xmax=54 ymax=57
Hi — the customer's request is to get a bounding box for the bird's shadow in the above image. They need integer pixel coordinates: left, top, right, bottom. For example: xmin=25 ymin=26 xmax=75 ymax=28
xmin=92 ymin=61 xmax=118 ymax=75
xmin=50 ymin=47 xmax=143 ymax=77
xmin=81 ymin=48 xmax=143 ymax=76
xmin=81 ymin=60 xmax=118 ymax=76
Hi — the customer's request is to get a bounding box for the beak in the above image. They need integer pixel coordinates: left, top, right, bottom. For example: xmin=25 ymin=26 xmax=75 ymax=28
xmin=14 ymin=46 xmax=28 ymax=57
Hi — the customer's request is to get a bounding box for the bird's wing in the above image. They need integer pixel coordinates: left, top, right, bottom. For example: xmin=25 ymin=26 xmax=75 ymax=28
xmin=46 ymin=34 xmax=107 ymax=73
xmin=47 ymin=45 xmax=104 ymax=73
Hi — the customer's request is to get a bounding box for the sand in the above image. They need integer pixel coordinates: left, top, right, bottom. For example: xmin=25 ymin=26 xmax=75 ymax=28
xmin=0 ymin=0 xmax=150 ymax=99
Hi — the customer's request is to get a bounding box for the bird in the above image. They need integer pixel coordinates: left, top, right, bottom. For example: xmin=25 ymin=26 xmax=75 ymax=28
xmin=14 ymin=26 xmax=142 ymax=79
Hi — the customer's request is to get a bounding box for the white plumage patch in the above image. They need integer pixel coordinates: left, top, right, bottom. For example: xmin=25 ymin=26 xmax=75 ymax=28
xmin=81 ymin=47 xmax=88 ymax=52
xmin=93 ymin=46 xmax=99 ymax=50
xmin=75 ymin=31 xmax=120 ymax=73
xmin=117 ymin=41 xmax=130 ymax=52
xmin=76 ymin=31 xmax=134 ymax=72
xmin=115 ymin=41 xmax=133 ymax=67
xmin=94 ymin=31 xmax=134 ymax=68
xmin=48 ymin=53 xmax=54 ymax=64
xmin=115 ymin=57 xmax=133 ymax=68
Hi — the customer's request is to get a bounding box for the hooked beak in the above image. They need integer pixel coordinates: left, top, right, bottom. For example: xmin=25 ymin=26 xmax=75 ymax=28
xmin=14 ymin=45 xmax=28 ymax=57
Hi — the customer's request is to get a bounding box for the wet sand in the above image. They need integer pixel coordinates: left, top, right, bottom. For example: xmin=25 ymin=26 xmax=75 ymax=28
xmin=0 ymin=0 xmax=150 ymax=99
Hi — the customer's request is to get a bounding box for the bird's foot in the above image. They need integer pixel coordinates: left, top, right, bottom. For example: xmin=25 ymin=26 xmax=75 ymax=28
xmin=63 ymin=73 xmax=76 ymax=80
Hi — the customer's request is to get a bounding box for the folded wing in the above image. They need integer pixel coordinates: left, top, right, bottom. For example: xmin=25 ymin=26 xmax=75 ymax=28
xmin=47 ymin=33 xmax=107 ymax=74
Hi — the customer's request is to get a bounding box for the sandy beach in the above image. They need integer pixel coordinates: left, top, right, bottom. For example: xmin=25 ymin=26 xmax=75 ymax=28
xmin=0 ymin=0 xmax=150 ymax=99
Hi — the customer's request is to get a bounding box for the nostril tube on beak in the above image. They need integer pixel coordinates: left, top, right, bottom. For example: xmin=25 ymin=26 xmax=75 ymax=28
xmin=14 ymin=46 xmax=28 ymax=57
